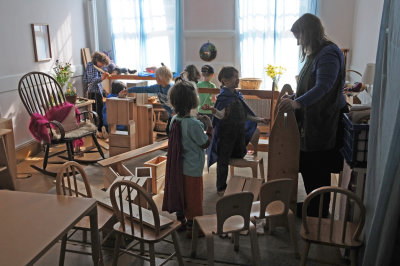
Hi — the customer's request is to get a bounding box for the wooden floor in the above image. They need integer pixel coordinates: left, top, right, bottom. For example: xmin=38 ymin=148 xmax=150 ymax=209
xmin=13 ymin=140 xmax=345 ymax=266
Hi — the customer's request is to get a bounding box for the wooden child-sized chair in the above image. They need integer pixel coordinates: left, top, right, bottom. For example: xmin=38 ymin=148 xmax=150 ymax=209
xmin=300 ymin=186 xmax=366 ymax=266
xmin=55 ymin=161 xmax=114 ymax=266
xmin=229 ymin=128 xmax=265 ymax=179
xmin=250 ymin=178 xmax=298 ymax=255
xmin=191 ymin=192 xmax=261 ymax=266
xmin=109 ymin=180 xmax=184 ymax=266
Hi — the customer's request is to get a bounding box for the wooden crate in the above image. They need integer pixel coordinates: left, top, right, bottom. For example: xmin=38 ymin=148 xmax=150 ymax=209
xmin=144 ymin=156 xmax=166 ymax=194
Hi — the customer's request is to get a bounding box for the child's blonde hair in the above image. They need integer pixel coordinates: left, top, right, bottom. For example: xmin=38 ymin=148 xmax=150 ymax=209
xmin=155 ymin=66 xmax=173 ymax=84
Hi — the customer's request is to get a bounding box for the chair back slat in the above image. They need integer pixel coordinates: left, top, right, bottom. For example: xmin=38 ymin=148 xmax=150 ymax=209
xmin=216 ymin=192 xmax=253 ymax=234
xmin=18 ymin=72 xmax=66 ymax=116
xmin=329 ymin=191 xmax=338 ymax=241
xmin=55 ymin=161 xmax=92 ymax=198
xmin=110 ymin=180 xmax=161 ymax=236
xmin=259 ymin=178 xmax=294 ymax=219
xmin=302 ymin=186 xmax=366 ymax=245
xmin=342 ymin=195 xmax=349 ymax=243
xmin=317 ymin=193 xmax=324 ymax=240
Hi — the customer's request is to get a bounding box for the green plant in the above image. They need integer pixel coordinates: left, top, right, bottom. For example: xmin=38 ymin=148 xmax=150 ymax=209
xmin=65 ymin=82 xmax=77 ymax=96
xmin=53 ymin=59 xmax=73 ymax=88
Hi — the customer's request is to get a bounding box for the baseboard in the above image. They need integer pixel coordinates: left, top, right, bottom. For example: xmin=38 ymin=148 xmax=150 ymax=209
xmin=15 ymin=140 xmax=42 ymax=162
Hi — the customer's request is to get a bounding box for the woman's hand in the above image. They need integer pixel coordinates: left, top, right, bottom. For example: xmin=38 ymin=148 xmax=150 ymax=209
xmin=201 ymin=115 xmax=213 ymax=129
xmin=101 ymin=72 xmax=110 ymax=81
xmin=278 ymin=99 xmax=301 ymax=112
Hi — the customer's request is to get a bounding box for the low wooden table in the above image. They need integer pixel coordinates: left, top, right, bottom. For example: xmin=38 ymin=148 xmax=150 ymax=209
xmin=0 ymin=190 xmax=101 ymax=265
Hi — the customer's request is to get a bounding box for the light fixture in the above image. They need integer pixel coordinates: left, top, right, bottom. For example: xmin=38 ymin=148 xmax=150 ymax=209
xmin=362 ymin=63 xmax=375 ymax=95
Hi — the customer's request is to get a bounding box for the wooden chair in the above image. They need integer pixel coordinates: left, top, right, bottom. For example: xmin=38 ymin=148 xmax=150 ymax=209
xmin=18 ymin=71 xmax=105 ymax=176
xmin=109 ymin=180 xmax=184 ymax=266
xmin=250 ymin=178 xmax=298 ymax=255
xmin=191 ymin=192 xmax=261 ymax=266
xmin=229 ymin=128 xmax=265 ymax=179
xmin=300 ymin=186 xmax=366 ymax=266
xmin=55 ymin=161 xmax=114 ymax=266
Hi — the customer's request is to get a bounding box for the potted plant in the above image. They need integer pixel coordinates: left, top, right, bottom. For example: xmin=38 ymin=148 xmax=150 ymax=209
xmin=65 ymin=82 xmax=77 ymax=104
xmin=265 ymin=64 xmax=286 ymax=91
xmin=53 ymin=60 xmax=73 ymax=88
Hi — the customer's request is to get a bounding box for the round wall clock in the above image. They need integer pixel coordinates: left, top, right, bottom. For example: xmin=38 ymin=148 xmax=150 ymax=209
xmin=199 ymin=41 xmax=217 ymax=62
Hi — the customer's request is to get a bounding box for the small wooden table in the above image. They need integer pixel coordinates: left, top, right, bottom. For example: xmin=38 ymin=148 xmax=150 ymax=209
xmin=0 ymin=190 xmax=101 ymax=265
xmin=75 ymin=97 xmax=95 ymax=112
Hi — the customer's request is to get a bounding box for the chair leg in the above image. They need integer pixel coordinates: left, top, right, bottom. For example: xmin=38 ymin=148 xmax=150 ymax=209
xmin=149 ymin=243 xmax=156 ymax=266
xmin=259 ymin=158 xmax=265 ymax=180
xmin=206 ymin=234 xmax=214 ymax=266
xmin=66 ymin=141 xmax=74 ymax=161
xmin=191 ymin=219 xmax=199 ymax=258
xmin=112 ymin=232 xmax=121 ymax=266
xmin=230 ymin=165 xmax=235 ymax=177
xmin=91 ymin=133 xmax=105 ymax=158
xmin=171 ymin=231 xmax=184 ymax=266
xmin=59 ymin=234 xmax=67 ymax=266
xmin=287 ymin=213 xmax=299 ymax=256
xmin=249 ymin=226 xmax=261 ymax=266
xmin=43 ymin=144 xmax=50 ymax=169
xmin=350 ymin=249 xmax=357 ymax=266
xmin=233 ymin=232 xmax=239 ymax=251
xmin=300 ymin=241 xmax=310 ymax=266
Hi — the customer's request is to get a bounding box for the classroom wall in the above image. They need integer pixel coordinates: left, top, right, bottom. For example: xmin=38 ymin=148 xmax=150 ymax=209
xmin=349 ymin=0 xmax=384 ymax=74
xmin=0 ymin=0 xmax=90 ymax=147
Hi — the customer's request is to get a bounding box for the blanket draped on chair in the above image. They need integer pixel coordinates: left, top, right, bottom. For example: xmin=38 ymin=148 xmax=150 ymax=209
xmin=28 ymin=102 xmax=83 ymax=148
xmin=162 ymin=120 xmax=185 ymax=213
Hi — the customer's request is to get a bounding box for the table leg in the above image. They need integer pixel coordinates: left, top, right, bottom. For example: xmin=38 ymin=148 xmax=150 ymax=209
xmin=89 ymin=207 xmax=102 ymax=265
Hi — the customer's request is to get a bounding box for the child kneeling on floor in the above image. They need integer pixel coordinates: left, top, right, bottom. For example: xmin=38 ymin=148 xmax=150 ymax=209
xmin=162 ymin=79 xmax=213 ymax=238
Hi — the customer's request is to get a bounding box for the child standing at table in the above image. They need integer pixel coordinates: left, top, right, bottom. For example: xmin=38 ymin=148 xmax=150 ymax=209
xmin=162 ymin=80 xmax=213 ymax=238
xmin=119 ymin=65 xmax=174 ymax=117
xmin=202 ymin=66 xmax=268 ymax=195
xmin=197 ymin=65 xmax=216 ymax=119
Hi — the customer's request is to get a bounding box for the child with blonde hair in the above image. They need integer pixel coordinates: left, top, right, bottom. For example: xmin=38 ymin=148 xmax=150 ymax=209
xmin=120 ymin=66 xmax=173 ymax=116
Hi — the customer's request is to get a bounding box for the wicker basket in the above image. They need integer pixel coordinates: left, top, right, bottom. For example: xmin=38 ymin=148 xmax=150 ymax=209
xmin=239 ymin=78 xmax=262 ymax=90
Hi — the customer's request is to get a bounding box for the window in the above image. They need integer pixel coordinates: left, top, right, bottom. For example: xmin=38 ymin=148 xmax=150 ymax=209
xmin=109 ymin=0 xmax=177 ymax=72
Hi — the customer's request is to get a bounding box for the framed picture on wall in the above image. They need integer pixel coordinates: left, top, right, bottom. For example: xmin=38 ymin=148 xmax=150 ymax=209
xmin=31 ymin=24 xmax=52 ymax=62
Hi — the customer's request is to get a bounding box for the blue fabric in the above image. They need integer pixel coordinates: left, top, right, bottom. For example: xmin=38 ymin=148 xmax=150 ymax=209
xmin=207 ymin=88 xmax=257 ymax=168
xmin=362 ymin=1 xmax=400 ymax=265
xmin=138 ymin=71 xmax=180 ymax=79
xmin=83 ymin=62 xmax=103 ymax=94
xmin=170 ymin=116 xmax=208 ymax=177
xmin=296 ymin=44 xmax=346 ymax=108
xmin=127 ymin=83 xmax=173 ymax=116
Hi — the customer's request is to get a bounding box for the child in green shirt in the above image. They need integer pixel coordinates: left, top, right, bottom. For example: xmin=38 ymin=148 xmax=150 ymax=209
xmin=197 ymin=65 xmax=216 ymax=118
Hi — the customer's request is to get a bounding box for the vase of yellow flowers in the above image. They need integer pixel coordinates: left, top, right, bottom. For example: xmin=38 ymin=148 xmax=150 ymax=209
xmin=53 ymin=59 xmax=73 ymax=88
xmin=64 ymin=82 xmax=77 ymax=104
xmin=265 ymin=64 xmax=286 ymax=91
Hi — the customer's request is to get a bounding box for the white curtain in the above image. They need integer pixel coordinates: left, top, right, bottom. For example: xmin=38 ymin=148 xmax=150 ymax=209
xmin=108 ymin=0 xmax=176 ymax=72
xmin=238 ymin=0 xmax=317 ymax=90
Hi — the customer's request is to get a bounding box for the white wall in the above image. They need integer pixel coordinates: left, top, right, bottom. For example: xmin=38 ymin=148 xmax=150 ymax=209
xmin=0 ymin=0 xmax=90 ymax=147
xmin=350 ymin=0 xmax=384 ymax=73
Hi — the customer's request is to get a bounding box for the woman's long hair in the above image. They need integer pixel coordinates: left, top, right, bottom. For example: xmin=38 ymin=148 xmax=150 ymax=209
xmin=291 ymin=13 xmax=331 ymax=61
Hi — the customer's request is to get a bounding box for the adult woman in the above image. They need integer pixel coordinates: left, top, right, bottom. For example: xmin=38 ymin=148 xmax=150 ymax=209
xmin=279 ymin=13 xmax=348 ymax=217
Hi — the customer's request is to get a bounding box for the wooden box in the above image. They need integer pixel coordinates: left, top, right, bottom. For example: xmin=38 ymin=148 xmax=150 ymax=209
xmin=144 ymin=156 xmax=166 ymax=194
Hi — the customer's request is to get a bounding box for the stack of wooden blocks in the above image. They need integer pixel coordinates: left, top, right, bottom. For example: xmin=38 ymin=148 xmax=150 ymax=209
xmin=106 ymin=97 xmax=154 ymax=157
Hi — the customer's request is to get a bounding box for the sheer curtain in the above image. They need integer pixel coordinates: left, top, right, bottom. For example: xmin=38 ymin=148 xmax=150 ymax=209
xmin=108 ymin=0 xmax=177 ymax=72
xmin=238 ymin=0 xmax=318 ymax=90
xmin=362 ymin=0 xmax=400 ymax=265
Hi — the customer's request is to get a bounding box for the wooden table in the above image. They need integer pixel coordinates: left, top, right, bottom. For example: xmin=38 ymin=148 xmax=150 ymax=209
xmin=75 ymin=98 xmax=95 ymax=112
xmin=0 ymin=190 xmax=101 ymax=265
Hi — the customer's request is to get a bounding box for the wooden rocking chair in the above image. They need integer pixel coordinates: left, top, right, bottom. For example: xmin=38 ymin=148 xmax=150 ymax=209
xmin=18 ymin=71 xmax=105 ymax=176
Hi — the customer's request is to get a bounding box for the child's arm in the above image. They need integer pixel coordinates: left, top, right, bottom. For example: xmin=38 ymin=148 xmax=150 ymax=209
xmin=247 ymin=114 xmax=270 ymax=124
xmin=201 ymin=104 xmax=225 ymax=119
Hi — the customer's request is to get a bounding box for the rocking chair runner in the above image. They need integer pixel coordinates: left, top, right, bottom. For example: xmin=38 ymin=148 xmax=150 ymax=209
xmin=18 ymin=71 xmax=105 ymax=176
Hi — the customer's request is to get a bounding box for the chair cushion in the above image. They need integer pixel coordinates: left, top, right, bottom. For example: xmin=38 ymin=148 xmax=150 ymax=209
xmin=61 ymin=108 xmax=79 ymax=132
xmin=52 ymin=121 xmax=97 ymax=140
